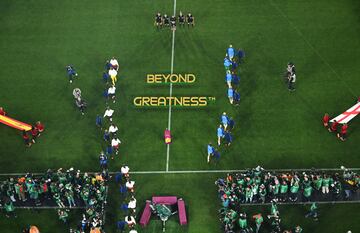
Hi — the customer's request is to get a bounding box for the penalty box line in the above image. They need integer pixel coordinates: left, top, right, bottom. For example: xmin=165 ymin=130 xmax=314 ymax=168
xmin=166 ymin=0 xmax=177 ymax=172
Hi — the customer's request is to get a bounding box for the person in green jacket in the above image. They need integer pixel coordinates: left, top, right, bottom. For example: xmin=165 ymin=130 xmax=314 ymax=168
xmin=303 ymin=185 xmax=313 ymax=202
xmin=259 ymin=184 xmax=267 ymax=203
xmin=4 ymin=200 xmax=16 ymax=218
xmin=294 ymin=225 xmax=303 ymax=233
xmin=238 ymin=212 xmax=248 ymax=229
xmin=58 ymin=209 xmax=69 ymax=224
xmin=313 ymin=175 xmax=323 ymax=191
xmin=279 ymin=181 xmax=288 ymax=202
xmin=289 ymin=181 xmax=299 ymax=202
xmin=53 ymin=192 xmax=65 ymax=208
xmin=305 ymin=202 xmax=318 ymax=221
xmin=252 ymin=213 xmax=263 ymax=233
xmin=322 ymin=175 xmax=331 ymax=194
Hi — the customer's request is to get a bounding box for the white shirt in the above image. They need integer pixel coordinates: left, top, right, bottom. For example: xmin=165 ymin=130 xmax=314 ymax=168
xmin=126 ymin=181 xmax=135 ymax=189
xmin=108 ymin=86 xmax=116 ymax=95
xmin=103 ymin=109 xmax=114 ymax=118
xmin=109 ymin=125 xmax=118 ymax=133
xmin=110 ymin=58 xmax=119 ymax=67
xmin=111 ymin=138 xmax=121 ymax=147
xmin=128 ymin=198 xmax=137 ymax=209
xmin=129 ymin=230 xmax=138 ymax=233
xmin=291 ymin=73 xmax=296 ymax=82
xmin=125 ymin=216 xmax=136 ymax=225
xmin=109 ymin=69 xmax=117 ymax=77
xmin=121 ymin=166 xmax=129 ymax=174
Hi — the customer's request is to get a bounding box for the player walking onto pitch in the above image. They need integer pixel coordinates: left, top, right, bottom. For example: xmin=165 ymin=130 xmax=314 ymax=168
xmin=323 ymin=113 xmax=330 ymax=127
xmin=207 ymin=143 xmax=214 ymax=163
xmin=305 ymin=202 xmax=319 ymax=221
xmin=186 ymin=13 xmax=195 ymax=27
xmin=221 ymin=112 xmax=229 ymax=130
xmin=217 ymin=125 xmax=224 ymax=146
xmin=163 ymin=14 xmax=170 ymax=27
xmin=110 ymin=57 xmax=119 ymax=71
xmin=178 ymin=11 xmax=185 ymax=27
xmin=227 ymin=45 xmax=235 ymax=61
xmin=227 ymin=87 xmax=234 ymax=104
xmin=170 ymin=15 xmax=176 ymax=31
xmin=66 ymin=65 xmax=78 ymax=83
xmin=287 ymin=72 xmax=296 ymax=91
xmin=109 ymin=67 xmax=118 ymax=86
xmin=337 ymin=123 xmax=348 ymax=141
xmin=155 ymin=13 xmax=163 ymax=28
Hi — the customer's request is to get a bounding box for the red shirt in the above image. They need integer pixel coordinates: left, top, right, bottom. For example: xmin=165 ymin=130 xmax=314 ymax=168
xmin=331 ymin=122 xmax=338 ymax=131
xmin=36 ymin=123 xmax=44 ymax=132
xmin=323 ymin=114 xmax=329 ymax=124
xmin=0 ymin=109 xmax=6 ymax=116
xmin=341 ymin=125 xmax=348 ymax=134
xmin=31 ymin=128 xmax=39 ymax=136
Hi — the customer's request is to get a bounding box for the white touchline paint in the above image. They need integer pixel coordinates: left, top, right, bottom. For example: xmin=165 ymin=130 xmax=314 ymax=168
xmin=0 ymin=167 xmax=358 ymax=176
xmin=166 ymin=0 xmax=177 ymax=172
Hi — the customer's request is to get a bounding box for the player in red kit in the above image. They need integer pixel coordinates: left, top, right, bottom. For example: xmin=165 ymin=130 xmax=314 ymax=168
xmin=328 ymin=120 xmax=338 ymax=133
xmin=22 ymin=130 xmax=31 ymax=147
xmin=35 ymin=121 xmax=44 ymax=134
xmin=0 ymin=107 xmax=6 ymax=116
xmin=337 ymin=123 xmax=348 ymax=141
xmin=323 ymin=113 xmax=329 ymax=127
xmin=31 ymin=126 xmax=39 ymax=143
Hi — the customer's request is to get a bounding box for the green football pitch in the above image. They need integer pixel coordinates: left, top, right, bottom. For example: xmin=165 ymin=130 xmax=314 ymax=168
xmin=0 ymin=0 xmax=359 ymax=232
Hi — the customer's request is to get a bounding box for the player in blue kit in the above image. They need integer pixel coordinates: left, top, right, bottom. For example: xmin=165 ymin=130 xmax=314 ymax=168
xmin=227 ymin=44 xmax=236 ymax=60
xmin=221 ymin=112 xmax=229 ymax=130
xmin=227 ymin=87 xmax=234 ymax=104
xmin=224 ymin=56 xmax=231 ymax=71
xmin=217 ymin=125 xmax=225 ymax=146
xmin=207 ymin=143 xmax=214 ymax=163
xmin=233 ymin=90 xmax=240 ymax=105
xmin=66 ymin=65 xmax=78 ymax=83
xmin=225 ymin=71 xmax=232 ymax=88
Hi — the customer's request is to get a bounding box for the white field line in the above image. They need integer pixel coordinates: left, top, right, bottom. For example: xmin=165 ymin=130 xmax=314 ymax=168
xmin=130 ymin=167 xmax=360 ymax=174
xmin=15 ymin=206 xmax=85 ymax=209
xmin=0 ymin=168 xmax=358 ymax=176
xmin=102 ymin=185 xmax=109 ymax=225
xmin=240 ymin=200 xmax=360 ymax=206
xmin=11 ymin=200 xmax=360 ymax=209
xmin=166 ymin=0 xmax=177 ymax=172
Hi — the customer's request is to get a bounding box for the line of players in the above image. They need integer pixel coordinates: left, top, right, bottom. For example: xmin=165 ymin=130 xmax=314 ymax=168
xmin=154 ymin=12 xmax=195 ymax=30
xmin=207 ymin=112 xmax=235 ymax=163
xmin=224 ymin=45 xmax=244 ymax=105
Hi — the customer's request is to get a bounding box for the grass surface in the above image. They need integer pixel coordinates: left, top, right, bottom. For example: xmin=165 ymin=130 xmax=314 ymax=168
xmin=0 ymin=0 xmax=359 ymax=232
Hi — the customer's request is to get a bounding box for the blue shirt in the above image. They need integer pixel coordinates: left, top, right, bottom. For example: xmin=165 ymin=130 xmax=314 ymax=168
xmin=66 ymin=66 xmax=76 ymax=75
xmin=103 ymin=132 xmax=110 ymax=141
xmin=225 ymin=132 xmax=233 ymax=143
xmin=96 ymin=116 xmax=103 ymax=126
xmin=228 ymin=88 xmax=234 ymax=98
xmin=221 ymin=115 xmax=229 ymax=125
xmin=224 ymin=58 xmax=231 ymax=68
xmin=234 ymin=91 xmax=240 ymax=102
xmin=227 ymin=47 xmax=235 ymax=58
xmin=232 ymin=74 xmax=240 ymax=85
xmin=226 ymin=73 xmax=232 ymax=82
xmin=229 ymin=119 xmax=235 ymax=129
xmin=103 ymin=72 xmax=110 ymax=81
xmin=106 ymin=145 xmax=113 ymax=155
xmin=217 ymin=127 xmax=224 ymax=137
xmin=238 ymin=50 xmax=245 ymax=59
xmin=207 ymin=145 xmax=214 ymax=154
